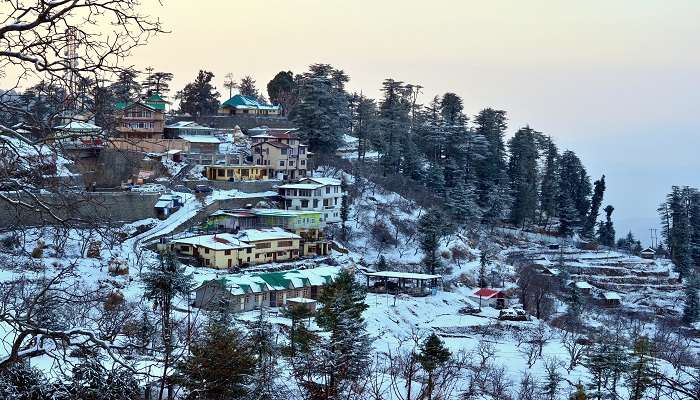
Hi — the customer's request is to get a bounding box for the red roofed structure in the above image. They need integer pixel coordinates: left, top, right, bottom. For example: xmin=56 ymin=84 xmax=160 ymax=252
xmin=470 ymin=288 xmax=509 ymax=309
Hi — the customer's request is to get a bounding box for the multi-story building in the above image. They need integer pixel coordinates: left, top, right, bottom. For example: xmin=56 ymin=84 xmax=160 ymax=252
xmin=170 ymin=227 xmax=302 ymax=269
xmin=277 ymin=177 xmax=344 ymax=223
xmin=115 ymin=95 xmax=166 ymax=139
xmin=207 ymin=208 xmax=332 ymax=256
xmin=218 ymin=95 xmax=281 ymax=116
xmin=251 ymin=130 xmax=308 ymax=180
xmin=204 ymin=164 xmax=267 ymax=181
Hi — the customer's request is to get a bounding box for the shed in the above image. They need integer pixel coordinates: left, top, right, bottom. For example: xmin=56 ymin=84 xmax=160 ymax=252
xmin=469 ymin=288 xmax=509 ymax=309
xmin=364 ymin=271 xmax=441 ymax=297
xmin=286 ymin=297 xmax=318 ymax=313
xmin=571 ymin=281 xmax=593 ymax=295
xmin=640 ymin=247 xmax=656 ymax=260
xmin=602 ymin=292 xmax=622 ymax=307
xmin=154 ymin=194 xmax=183 ymax=219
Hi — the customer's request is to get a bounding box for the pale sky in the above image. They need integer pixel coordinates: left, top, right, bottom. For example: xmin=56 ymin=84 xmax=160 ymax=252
xmin=14 ymin=0 xmax=700 ymax=243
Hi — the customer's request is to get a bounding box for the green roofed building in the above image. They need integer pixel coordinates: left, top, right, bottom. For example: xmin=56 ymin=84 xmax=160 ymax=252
xmin=114 ymin=94 xmax=168 ymax=139
xmin=192 ymin=266 xmax=340 ymax=311
xmin=218 ymin=95 xmax=281 ymax=116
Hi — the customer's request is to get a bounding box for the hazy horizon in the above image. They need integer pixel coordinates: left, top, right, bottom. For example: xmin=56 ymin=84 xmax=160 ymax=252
xmin=7 ymin=0 xmax=700 ymax=244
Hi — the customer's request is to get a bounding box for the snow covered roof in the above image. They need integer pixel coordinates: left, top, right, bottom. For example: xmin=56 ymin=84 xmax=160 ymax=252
xmin=287 ymin=297 xmax=317 ymax=304
xmin=53 ymin=121 xmax=102 ymax=132
xmin=179 ymin=135 xmax=221 ymax=144
xmin=172 ymin=233 xmax=254 ymax=251
xmin=301 ymin=177 xmax=341 ymax=186
xmin=574 ymin=281 xmax=593 ymax=289
xmin=197 ymin=266 xmax=340 ymax=295
xmin=365 ymin=271 xmax=442 ymax=280
xmin=277 ymin=183 xmax=324 ymax=190
xmin=603 ymin=292 xmax=622 ymax=300
xmin=641 ymin=248 xmax=656 ymax=254
xmin=235 ymin=227 xmax=301 ymax=242
xmin=220 ymin=95 xmax=280 ymax=111
xmin=154 ymin=200 xmax=173 ymax=208
xmin=166 ymin=121 xmax=215 ymax=130
xmin=471 ymin=288 xmax=508 ymax=298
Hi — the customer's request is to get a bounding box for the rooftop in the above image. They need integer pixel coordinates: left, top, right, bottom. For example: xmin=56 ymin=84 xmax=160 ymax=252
xmin=221 ymin=95 xmax=280 ymax=111
xmin=179 ymin=135 xmax=221 ymax=144
xmin=365 ymin=271 xmax=442 ymax=280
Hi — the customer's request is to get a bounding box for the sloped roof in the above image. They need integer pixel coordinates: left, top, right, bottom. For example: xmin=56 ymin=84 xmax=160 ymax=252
xmin=472 ymin=288 xmax=507 ymax=298
xmin=301 ymin=177 xmax=341 ymax=186
xmin=115 ymin=101 xmax=161 ymax=112
xmin=53 ymin=121 xmax=102 ymax=132
xmin=221 ymin=95 xmax=280 ymax=111
xmin=234 ymin=227 xmax=301 ymax=242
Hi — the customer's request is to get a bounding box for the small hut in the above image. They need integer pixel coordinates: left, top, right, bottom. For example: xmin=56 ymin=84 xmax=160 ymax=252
xmin=364 ymin=271 xmax=442 ymax=297
xmin=602 ymin=292 xmax=622 ymax=307
xmin=640 ymin=247 xmax=656 ymax=260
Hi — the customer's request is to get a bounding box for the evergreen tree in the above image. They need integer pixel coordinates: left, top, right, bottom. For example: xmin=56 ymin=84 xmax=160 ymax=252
xmin=142 ymin=251 xmax=193 ymax=400
xmin=375 ymin=255 xmax=389 ymax=271
xmin=597 ymin=205 xmax=616 ymax=247
xmin=683 ymin=275 xmax=700 ymax=324
xmin=282 ymin=303 xmax=314 ymax=359
xmin=176 ymin=314 xmax=255 ymax=399
xmin=446 ymin=178 xmax=481 ymax=228
xmin=558 ymin=193 xmax=578 ymax=237
xmin=110 ymin=69 xmax=141 ymax=102
xmin=0 ymin=362 xmax=51 ymax=399
xmin=424 ymin=162 xmax=446 ymax=199
xmin=291 ymin=64 xmax=350 ymax=154
xmin=267 ymin=70 xmax=296 ymax=107
xmin=417 ymin=333 xmax=451 ymax=400
xmin=351 ymin=94 xmax=380 ymax=163
xmin=249 ymin=310 xmax=280 ymax=400
xmin=61 ymin=357 xmax=139 ymax=400
xmin=340 ymin=176 xmax=350 ymax=240
xmin=539 ymin=137 xmax=560 ymax=227
xmin=418 ymin=209 xmax=447 ymax=274
xmin=583 ymin=176 xmax=606 ymax=239
xmin=315 ymin=270 xmax=371 ymax=397
xmin=558 ymin=150 xmax=592 ymax=228
xmin=625 ymin=337 xmax=655 ymax=400
xmin=175 ymin=70 xmax=221 ymax=117
xmin=142 ymin=69 xmax=174 ymax=98
xmin=508 ymin=126 xmax=540 ymax=227
xmin=473 ymin=108 xmax=508 ymax=207
xmin=378 ymin=79 xmax=412 ymax=175
xmin=238 ymin=75 xmax=264 ymax=101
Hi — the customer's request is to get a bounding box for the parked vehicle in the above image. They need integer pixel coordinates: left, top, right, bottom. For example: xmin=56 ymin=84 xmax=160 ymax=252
xmin=194 ymin=184 xmax=213 ymax=194
xmin=498 ymin=308 xmax=529 ymax=321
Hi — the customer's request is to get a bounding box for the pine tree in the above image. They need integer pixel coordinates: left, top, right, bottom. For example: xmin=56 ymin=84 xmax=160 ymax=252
xmin=473 ymin=108 xmax=508 ymax=207
xmin=446 ymin=178 xmax=481 ymax=228
xmin=378 ymin=79 xmax=412 ymax=175
xmin=249 ymin=310 xmax=280 ymax=400
xmin=625 ymin=337 xmax=654 ymax=400
xmin=175 ymin=70 xmax=221 ymax=117
xmin=315 ymin=270 xmax=371 ymax=397
xmin=558 ymin=193 xmax=579 ymax=237
xmin=62 ymin=357 xmax=139 ymax=400
xmin=340 ymin=177 xmax=350 ymax=240
xmin=508 ymin=126 xmax=540 ymax=227
xmin=351 ymin=94 xmax=380 ymax=163
xmin=418 ymin=209 xmax=447 ymax=274
xmin=238 ymin=75 xmax=264 ymax=101
xmin=142 ymin=69 xmax=174 ymax=98
xmin=176 ymin=315 xmax=255 ymax=399
xmin=291 ymin=64 xmax=350 ymax=154
xmin=417 ymin=333 xmax=451 ymax=400
xmin=110 ymin=69 xmax=141 ymax=102
xmin=142 ymin=251 xmax=193 ymax=400
xmin=267 ymin=70 xmax=296 ymax=111
xmin=375 ymin=255 xmax=389 ymax=271
xmin=683 ymin=275 xmax=700 ymax=324
xmin=583 ymin=176 xmax=606 ymax=239
xmin=559 ymin=150 xmax=592 ymax=228
xmin=539 ymin=137 xmax=559 ymax=228
xmin=597 ymin=205 xmax=616 ymax=247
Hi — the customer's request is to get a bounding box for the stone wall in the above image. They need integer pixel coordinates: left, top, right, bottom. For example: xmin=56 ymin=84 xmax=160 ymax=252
xmin=0 ymin=192 xmax=160 ymax=229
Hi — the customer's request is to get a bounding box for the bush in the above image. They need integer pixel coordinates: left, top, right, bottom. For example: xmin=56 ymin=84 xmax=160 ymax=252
xmin=31 ymin=241 xmax=44 ymax=258
xmin=104 ymin=291 xmax=125 ymax=311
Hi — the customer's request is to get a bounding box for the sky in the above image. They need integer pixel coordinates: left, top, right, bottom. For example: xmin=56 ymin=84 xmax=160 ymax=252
xmin=9 ymin=0 xmax=700 ymax=244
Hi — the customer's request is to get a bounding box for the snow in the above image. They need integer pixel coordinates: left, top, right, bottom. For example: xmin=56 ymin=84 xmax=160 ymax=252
xmin=172 ymin=233 xmax=253 ymax=250
xmin=179 ymin=135 xmax=221 ymax=144
xmin=364 ymin=271 xmax=441 ymax=280
xmin=236 ymin=227 xmax=301 ymax=242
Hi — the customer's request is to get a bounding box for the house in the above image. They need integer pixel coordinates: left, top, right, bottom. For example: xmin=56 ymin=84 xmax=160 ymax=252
xmin=192 ymin=266 xmax=339 ymax=311
xmin=640 ymin=247 xmax=656 ymax=260
xmin=164 ymin=121 xmax=226 ymax=138
xmin=469 ymin=288 xmax=509 ymax=309
xmin=52 ymin=121 xmax=104 ymax=147
xmin=218 ymin=95 xmax=281 ymax=116
xmin=170 ymin=227 xmax=302 ymax=268
xmin=286 ymin=297 xmax=318 ymax=313
xmin=206 ymin=208 xmax=332 ymax=257
xmin=179 ymin=135 xmax=220 ymax=154
xmin=204 ymin=165 xmax=267 ymax=181
xmin=115 ymin=96 xmax=165 ymax=139
xmin=602 ymin=291 xmax=622 ymax=307
xmin=570 ymin=281 xmax=593 ymax=295
xmin=278 ymin=177 xmax=344 ymax=223
xmin=251 ymin=132 xmax=308 ymax=180
xmin=154 ymin=194 xmax=183 ymax=219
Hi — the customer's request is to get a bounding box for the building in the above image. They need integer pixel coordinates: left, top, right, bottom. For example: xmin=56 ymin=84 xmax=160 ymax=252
xmin=206 ymin=208 xmax=332 ymax=256
xmin=192 ymin=266 xmax=339 ymax=311
xmin=602 ymin=292 xmax=622 ymax=307
xmin=640 ymin=247 xmax=656 ymax=260
xmin=469 ymin=288 xmax=509 ymax=309
xmin=569 ymin=281 xmax=593 ymax=295
xmin=154 ymin=194 xmax=183 ymax=219
xmin=52 ymin=121 xmax=104 ymax=147
xmin=164 ymin=121 xmax=226 ymax=138
xmin=170 ymin=227 xmax=302 ymax=269
xmin=204 ymin=164 xmax=267 ymax=181
xmin=251 ymin=138 xmax=308 ymax=181
xmin=218 ymin=95 xmax=281 ymax=116
xmin=278 ymin=177 xmax=344 ymax=223
xmin=364 ymin=271 xmax=442 ymax=296
xmin=115 ymin=96 xmax=166 ymax=139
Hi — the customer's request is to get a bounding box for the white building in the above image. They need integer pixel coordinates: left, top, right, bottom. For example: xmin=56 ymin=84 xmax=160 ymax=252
xmin=278 ymin=177 xmax=344 ymax=223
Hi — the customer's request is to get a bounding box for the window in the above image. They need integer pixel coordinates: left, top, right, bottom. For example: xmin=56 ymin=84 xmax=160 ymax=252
xmin=279 ymin=160 xmax=285 ymax=167
xmin=224 ymin=250 xmax=231 ymax=255
xmin=246 ymin=248 xmax=252 ymax=253
xmin=241 ymin=168 xmax=249 ymax=177
xmin=301 ymin=160 xmax=306 ymax=166
xmin=278 ymin=240 xmax=293 ymax=247
xmin=255 ymin=242 xmax=272 ymax=249
xmin=326 ymin=187 xmax=331 ymax=194
xmin=217 ymin=169 xmax=225 ymax=177
xmin=281 ymin=148 xmax=288 ymax=155
xmin=301 ymin=200 xmax=309 ymax=208
xmin=299 ymin=148 xmax=305 ymax=154
xmin=204 ymin=248 xmax=210 ymax=254
xmin=278 ymin=251 xmax=285 ymax=256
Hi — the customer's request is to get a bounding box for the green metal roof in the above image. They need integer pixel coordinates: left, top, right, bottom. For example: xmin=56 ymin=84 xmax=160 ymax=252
xmin=257 ymin=271 xmax=291 ymax=289
xmin=220 ymin=95 xmax=279 ymax=110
